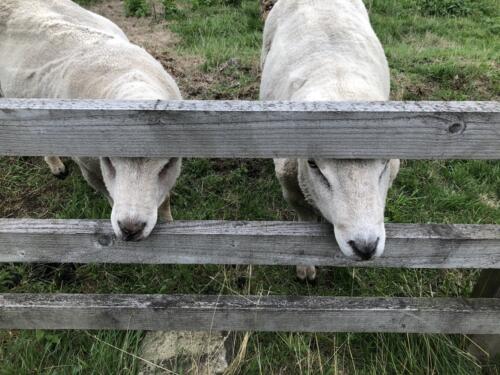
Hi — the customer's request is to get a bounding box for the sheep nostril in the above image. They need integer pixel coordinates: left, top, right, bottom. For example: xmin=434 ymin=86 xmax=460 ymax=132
xmin=118 ymin=220 xmax=147 ymax=241
xmin=348 ymin=237 xmax=379 ymax=261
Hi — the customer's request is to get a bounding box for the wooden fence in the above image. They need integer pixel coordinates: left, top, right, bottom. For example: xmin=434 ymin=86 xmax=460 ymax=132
xmin=1 ymin=100 xmax=500 ymax=352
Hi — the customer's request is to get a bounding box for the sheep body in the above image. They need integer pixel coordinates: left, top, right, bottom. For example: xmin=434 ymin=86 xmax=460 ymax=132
xmin=0 ymin=0 xmax=180 ymax=100
xmin=261 ymin=0 xmax=400 ymax=280
xmin=261 ymin=0 xmax=389 ymax=102
xmin=0 ymin=0 xmax=182 ymax=240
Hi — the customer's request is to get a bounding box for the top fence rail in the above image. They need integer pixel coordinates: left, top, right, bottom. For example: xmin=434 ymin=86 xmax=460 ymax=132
xmin=0 ymin=99 xmax=499 ymax=159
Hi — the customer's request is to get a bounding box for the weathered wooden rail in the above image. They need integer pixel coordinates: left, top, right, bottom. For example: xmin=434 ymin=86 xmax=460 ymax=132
xmin=1 ymin=219 xmax=499 ymax=268
xmin=2 ymin=294 xmax=500 ymax=334
xmin=0 ymin=99 xmax=499 ymax=159
xmin=0 ymin=99 xmax=499 ymax=358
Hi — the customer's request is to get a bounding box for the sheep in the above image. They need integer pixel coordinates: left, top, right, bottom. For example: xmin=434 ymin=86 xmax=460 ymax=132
xmin=260 ymin=0 xmax=400 ymax=281
xmin=0 ymin=0 xmax=182 ymax=241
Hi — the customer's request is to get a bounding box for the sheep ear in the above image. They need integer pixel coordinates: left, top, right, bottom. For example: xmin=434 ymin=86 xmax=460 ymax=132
xmin=388 ymin=159 xmax=400 ymax=185
xmin=159 ymin=158 xmax=181 ymax=180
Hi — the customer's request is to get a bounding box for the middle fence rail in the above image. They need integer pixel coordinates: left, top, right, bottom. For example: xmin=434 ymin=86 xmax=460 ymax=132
xmin=1 ymin=99 xmax=499 ymax=335
xmin=1 ymin=220 xmax=499 ymax=268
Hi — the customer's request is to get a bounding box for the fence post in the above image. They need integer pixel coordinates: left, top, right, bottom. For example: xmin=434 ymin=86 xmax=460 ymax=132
xmin=469 ymin=270 xmax=500 ymax=362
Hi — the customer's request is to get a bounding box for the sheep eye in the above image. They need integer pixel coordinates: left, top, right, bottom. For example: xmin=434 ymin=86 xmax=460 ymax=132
xmin=308 ymin=160 xmax=318 ymax=169
xmin=308 ymin=160 xmax=330 ymax=188
xmin=102 ymin=157 xmax=116 ymax=178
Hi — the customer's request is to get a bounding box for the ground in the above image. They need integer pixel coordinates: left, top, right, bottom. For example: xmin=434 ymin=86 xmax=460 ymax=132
xmin=0 ymin=0 xmax=499 ymax=374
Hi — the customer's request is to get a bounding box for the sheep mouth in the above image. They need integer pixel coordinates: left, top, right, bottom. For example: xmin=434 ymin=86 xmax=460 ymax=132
xmin=121 ymin=234 xmax=145 ymax=242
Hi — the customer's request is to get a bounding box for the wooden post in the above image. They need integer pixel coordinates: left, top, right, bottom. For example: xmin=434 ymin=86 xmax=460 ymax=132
xmin=469 ymin=270 xmax=500 ymax=362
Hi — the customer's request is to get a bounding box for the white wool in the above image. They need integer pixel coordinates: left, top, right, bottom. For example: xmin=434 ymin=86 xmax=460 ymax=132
xmin=0 ymin=0 xmax=181 ymax=100
xmin=260 ymin=0 xmax=390 ymax=102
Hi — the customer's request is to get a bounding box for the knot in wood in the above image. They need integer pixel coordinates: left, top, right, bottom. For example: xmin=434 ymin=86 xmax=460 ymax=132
xmin=448 ymin=122 xmax=466 ymax=134
xmin=97 ymin=234 xmax=114 ymax=247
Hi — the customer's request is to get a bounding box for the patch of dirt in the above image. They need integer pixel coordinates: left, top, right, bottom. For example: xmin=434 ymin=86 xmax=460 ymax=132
xmin=390 ymin=72 xmax=438 ymax=100
xmin=155 ymin=48 xmax=260 ymax=101
xmin=88 ymin=0 xmax=178 ymax=55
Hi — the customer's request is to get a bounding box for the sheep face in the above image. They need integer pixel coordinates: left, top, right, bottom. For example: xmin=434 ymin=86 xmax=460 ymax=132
xmin=298 ymin=159 xmax=399 ymax=260
xmin=100 ymin=157 xmax=182 ymax=241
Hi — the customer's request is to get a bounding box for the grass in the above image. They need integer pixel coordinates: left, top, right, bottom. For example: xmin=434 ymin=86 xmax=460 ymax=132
xmin=1 ymin=0 xmax=500 ymax=373
xmin=367 ymin=0 xmax=500 ymax=101
xmin=123 ymin=0 xmax=151 ymax=17
xmin=169 ymin=0 xmax=262 ymax=70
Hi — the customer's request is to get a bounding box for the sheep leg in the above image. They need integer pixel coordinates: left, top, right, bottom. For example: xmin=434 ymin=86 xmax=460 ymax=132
xmin=274 ymin=158 xmax=319 ymax=282
xmin=159 ymin=195 xmax=173 ymax=223
xmin=295 ymin=208 xmax=319 ymax=283
xmin=44 ymin=156 xmax=68 ymax=179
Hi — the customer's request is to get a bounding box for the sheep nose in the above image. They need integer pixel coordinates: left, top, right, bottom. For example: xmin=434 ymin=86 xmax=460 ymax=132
xmin=118 ymin=220 xmax=146 ymax=241
xmin=348 ymin=237 xmax=379 ymax=261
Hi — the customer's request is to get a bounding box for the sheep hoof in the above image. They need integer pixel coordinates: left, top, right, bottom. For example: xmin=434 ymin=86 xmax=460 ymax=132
xmin=158 ymin=218 xmax=174 ymax=224
xmin=296 ymin=265 xmax=317 ymax=283
xmin=53 ymin=166 xmax=69 ymax=180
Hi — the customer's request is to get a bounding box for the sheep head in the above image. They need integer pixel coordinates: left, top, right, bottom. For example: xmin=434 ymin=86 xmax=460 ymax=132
xmin=298 ymin=158 xmax=400 ymax=260
xmin=100 ymin=157 xmax=182 ymax=241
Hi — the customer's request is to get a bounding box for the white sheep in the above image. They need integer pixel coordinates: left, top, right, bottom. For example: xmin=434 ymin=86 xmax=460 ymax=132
xmin=260 ymin=0 xmax=400 ymax=281
xmin=0 ymin=0 xmax=182 ymax=241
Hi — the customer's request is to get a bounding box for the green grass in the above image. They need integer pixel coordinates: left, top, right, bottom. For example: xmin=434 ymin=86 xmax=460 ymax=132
xmin=1 ymin=0 xmax=500 ymax=373
xmin=367 ymin=0 xmax=500 ymax=101
xmin=123 ymin=0 xmax=151 ymax=17
xmin=169 ymin=0 xmax=262 ymax=70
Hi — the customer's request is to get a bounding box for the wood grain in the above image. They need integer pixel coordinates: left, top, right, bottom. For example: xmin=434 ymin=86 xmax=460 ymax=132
xmin=1 ymin=294 xmax=499 ymax=333
xmin=1 ymin=219 xmax=498 ymax=268
xmin=1 ymin=99 xmax=498 ymax=158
